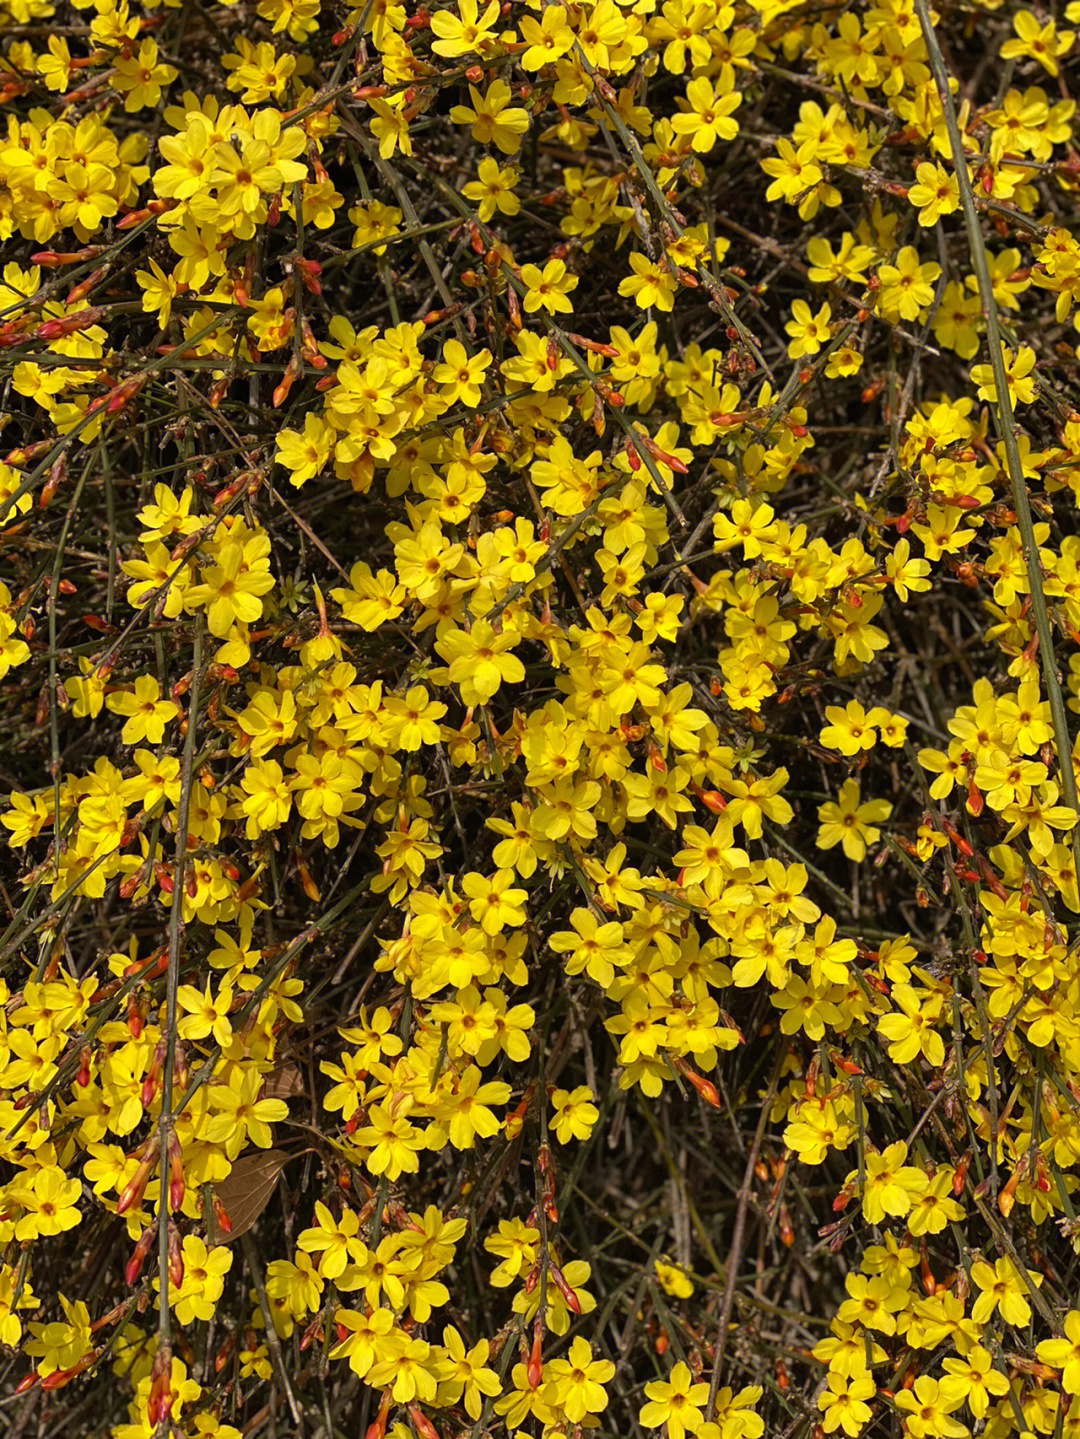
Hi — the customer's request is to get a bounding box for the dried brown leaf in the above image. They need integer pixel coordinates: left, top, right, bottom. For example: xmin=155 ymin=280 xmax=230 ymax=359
xmin=260 ymin=1063 xmax=303 ymax=1101
xmin=208 ymin=1149 xmax=289 ymax=1245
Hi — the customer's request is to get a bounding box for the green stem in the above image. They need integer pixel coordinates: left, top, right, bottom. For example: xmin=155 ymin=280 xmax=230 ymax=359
xmin=914 ymin=0 xmax=1079 ymax=860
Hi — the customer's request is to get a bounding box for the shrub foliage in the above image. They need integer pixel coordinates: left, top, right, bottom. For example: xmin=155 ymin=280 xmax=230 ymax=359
xmin=2 ymin=0 xmax=1080 ymax=1435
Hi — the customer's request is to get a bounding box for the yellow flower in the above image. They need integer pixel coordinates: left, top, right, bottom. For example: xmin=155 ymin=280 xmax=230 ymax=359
xmin=654 ymin=1259 xmax=694 ymax=1298
xmin=550 ymin=1085 xmax=599 ymax=1143
xmin=817 ymin=1372 xmax=874 ymax=1436
xmin=1037 ymin=1311 xmax=1080 ymax=1393
xmin=858 ymin=1140 xmax=925 ymax=1223
xmin=894 ymin=1376 xmax=969 ymax=1437
xmin=970 ymin=1255 xmax=1042 ymax=1328
xmin=520 ymin=257 xmax=579 ymax=315
xmin=543 ymin=1336 xmax=614 ymax=1422
xmin=907 ymin=161 xmax=960 ymax=226
xmin=816 ymin=779 xmax=892 ymax=862
xmin=639 ymin=1361 xmax=710 ymax=1439
xmin=105 ymin=674 xmax=178 ymax=746
xmin=1000 ymin=10 xmax=1074 ymax=74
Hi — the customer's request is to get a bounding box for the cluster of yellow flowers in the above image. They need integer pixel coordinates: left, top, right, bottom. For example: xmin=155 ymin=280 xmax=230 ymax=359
xmin=6 ymin=0 xmax=1080 ymax=1430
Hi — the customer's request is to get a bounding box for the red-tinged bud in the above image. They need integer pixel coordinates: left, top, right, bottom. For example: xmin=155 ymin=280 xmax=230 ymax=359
xmin=15 ymin=1373 xmax=39 ymax=1394
xmin=106 ymin=376 xmax=146 ymax=415
xmin=527 ymin=1322 xmax=544 ymax=1388
xmin=920 ymin=1247 xmax=935 ymax=1296
xmin=33 ymin=246 xmax=104 ymax=267
xmin=5 ymin=440 xmax=53 ymax=467
xmin=141 ymin=1044 xmax=164 ymax=1108
xmin=832 ymin=1184 xmax=854 ymax=1212
xmin=294 ymin=255 xmax=323 ymax=296
xmin=353 ymin=84 xmax=389 ymax=99
xmin=236 ymin=873 xmax=261 ymax=905
xmin=124 ymin=947 xmax=167 ymax=981
xmin=940 ymin=817 xmax=974 ymax=857
xmin=214 ymin=1333 xmax=236 ymax=1374
xmin=405 ymin=6 xmax=430 ymax=25
xmin=831 ymin=1052 xmax=863 ymax=1076
xmin=656 ymin=1328 xmax=669 ymax=1355
xmin=117 ymin=207 xmax=153 ymax=229
xmin=638 ymin=433 xmax=690 ymax=474
xmin=211 ymin=474 xmax=250 ymax=509
xmin=169 ymin=1137 xmax=185 ymax=1213
xmin=779 ymin=1205 xmax=795 ymax=1248
xmin=35 ymin=306 xmax=107 ymax=341
xmin=409 ymin=1406 xmax=440 ymax=1439
xmin=297 ymin=857 xmax=321 ymax=903
xmin=117 ymin=1154 xmax=156 ymax=1216
xmin=953 ymin=1153 xmax=971 ymax=1195
xmin=0 ymin=320 xmax=35 ymax=351
xmin=212 ymin=1194 xmax=233 ymax=1237
xmin=365 ymin=1390 xmax=392 ymax=1439
xmin=66 ymin=267 xmax=109 ymax=307
xmin=675 ymin=1060 xmax=721 ymax=1107
xmin=125 ymin=1222 xmax=157 ymax=1286
xmin=148 ymin=1353 xmax=173 ymax=1426
xmin=999 ymin=1167 xmax=1021 ymax=1218
xmin=422 ymin=304 xmax=462 ymax=327
xmin=524 ymin=1262 xmax=540 ymax=1295
xmin=273 ymin=352 xmax=303 ymax=408
xmin=693 ymin=784 xmax=727 ymax=814
xmin=566 ymin=332 xmax=620 ymax=357
xmin=966 ymin=777 xmax=984 ymax=818
xmin=119 ymin=870 xmax=145 ymax=901
xmin=168 ymin=1224 xmax=184 ymax=1288
xmin=504 ymin=1084 xmax=535 ymax=1131
xmin=975 ymin=855 xmax=1008 ymax=901
xmin=300 ymin=316 xmax=326 ymax=368
xmin=127 ymin=995 xmax=146 ymax=1040
xmin=76 ymin=1046 xmax=92 ymax=1088
xmin=507 ymin=285 xmax=522 ymax=330
xmin=39 ymin=455 xmax=66 ymax=509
